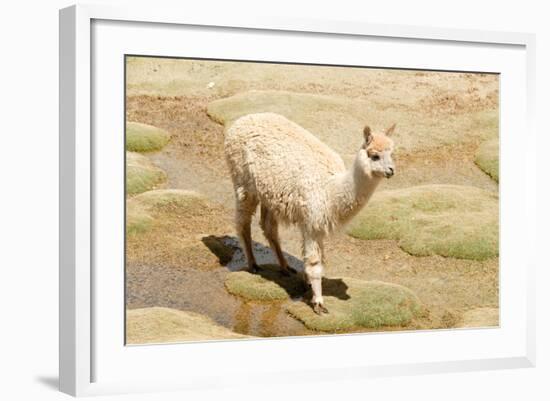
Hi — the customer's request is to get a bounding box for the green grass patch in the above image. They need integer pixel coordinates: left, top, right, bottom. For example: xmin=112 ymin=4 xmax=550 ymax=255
xmin=126 ymin=198 xmax=154 ymax=235
xmin=475 ymin=137 xmax=499 ymax=182
xmin=224 ymin=269 xmax=423 ymax=332
xmin=208 ymin=90 xmax=370 ymax=157
xmin=225 ymin=265 xmax=305 ymax=301
xmin=347 ymin=185 xmax=499 ymax=260
xmin=207 ymin=90 xmax=498 ymax=156
xmin=126 ymin=152 xmax=167 ymax=195
xmin=286 ymin=278 xmax=424 ymax=331
xmin=126 ymin=307 xmax=250 ymax=344
xmin=127 ymin=189 xmax=209 ymax=235
xmin=126 ymin=121 xmax=170 ymax=152
xmin=126 ymin=189 xmax=235 ymax=269
xmin=132 ymin=188 xmax=210 ymax=215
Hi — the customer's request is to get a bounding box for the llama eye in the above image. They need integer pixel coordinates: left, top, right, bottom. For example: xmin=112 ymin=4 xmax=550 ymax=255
xmin=371 ymin=154 xmax=380 ymax=161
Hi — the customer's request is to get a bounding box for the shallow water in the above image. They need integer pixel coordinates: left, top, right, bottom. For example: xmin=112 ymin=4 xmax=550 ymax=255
xmin=126 ymin=236 xmax=314 ymax=338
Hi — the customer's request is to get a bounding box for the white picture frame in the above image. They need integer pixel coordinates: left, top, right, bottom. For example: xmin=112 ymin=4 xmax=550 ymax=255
xmin=59 ymin=4 xmax=536 ymax=397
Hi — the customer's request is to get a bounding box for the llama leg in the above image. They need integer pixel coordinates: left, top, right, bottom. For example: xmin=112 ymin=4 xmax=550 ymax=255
xmin=303 ymin=233 xmax=328 ymax=314
xmin=235 ymin=191 xmax=259 ymax=273
xmin=260 ymin=205 xmax=296 ymax=276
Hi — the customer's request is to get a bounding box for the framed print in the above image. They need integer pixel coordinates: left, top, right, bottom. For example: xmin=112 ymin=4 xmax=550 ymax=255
xmin=59 ymin=4 xmax=536 ymax=397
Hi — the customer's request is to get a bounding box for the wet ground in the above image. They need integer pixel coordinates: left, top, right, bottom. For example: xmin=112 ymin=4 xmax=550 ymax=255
xmin=126 ymin=225 xmax=497 ymax=336
xmin=126 ymin=236 xmax=314 ymax=337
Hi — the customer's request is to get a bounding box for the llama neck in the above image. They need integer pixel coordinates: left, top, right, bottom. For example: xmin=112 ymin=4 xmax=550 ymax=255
xmin=329 ymin=157 xmax=382 ymax=225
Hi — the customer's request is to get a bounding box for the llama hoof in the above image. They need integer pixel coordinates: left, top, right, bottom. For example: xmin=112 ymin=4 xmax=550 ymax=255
xmin=313 ymin=303 xmax=329 ymax=315
xmin=249 ymin=264 xmax=262 ymax=273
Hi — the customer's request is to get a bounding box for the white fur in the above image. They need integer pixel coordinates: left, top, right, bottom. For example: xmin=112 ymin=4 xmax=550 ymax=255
xmin=224 ymin=112 xmax=388 ymax=311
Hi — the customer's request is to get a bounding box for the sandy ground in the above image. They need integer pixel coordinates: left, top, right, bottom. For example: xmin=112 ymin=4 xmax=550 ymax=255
xmin=125 ymin=57 xmax=499 ymax=341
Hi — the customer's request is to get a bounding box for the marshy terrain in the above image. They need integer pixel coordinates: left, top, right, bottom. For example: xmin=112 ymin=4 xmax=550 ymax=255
xmin=125 ymin=57 xmax=499 ymax=344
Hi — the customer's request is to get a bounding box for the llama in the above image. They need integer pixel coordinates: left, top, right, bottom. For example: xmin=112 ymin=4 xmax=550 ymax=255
xmin=224 ymin=112 xmax=395 ymax=314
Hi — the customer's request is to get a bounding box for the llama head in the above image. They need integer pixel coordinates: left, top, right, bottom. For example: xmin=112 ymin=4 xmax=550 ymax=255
xmin=357 ymin=124 xmax=396 ymax=178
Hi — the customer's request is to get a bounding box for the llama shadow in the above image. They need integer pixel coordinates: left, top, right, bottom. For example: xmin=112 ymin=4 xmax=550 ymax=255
xmin=201 ymin=234 xmax=302 ymax=272
xmin=201 ymin=235 xmax=350 ymax=300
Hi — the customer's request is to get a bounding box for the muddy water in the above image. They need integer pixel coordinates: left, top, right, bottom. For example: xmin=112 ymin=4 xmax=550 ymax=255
xmin=126 ymin=236 xmax=315 ymax=338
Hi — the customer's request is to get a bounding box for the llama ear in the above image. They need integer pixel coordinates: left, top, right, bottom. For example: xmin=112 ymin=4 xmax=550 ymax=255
xmin=385 ymin=123 xmax=396 ymax=136
xmin=363 ymin=126 xmax=373 ymax=146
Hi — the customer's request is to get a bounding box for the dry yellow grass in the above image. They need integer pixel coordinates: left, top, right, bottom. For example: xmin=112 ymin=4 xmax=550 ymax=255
xmin=128 ymin=57 xmax=498 ymax=158
xmin=459 ymin=307 xmax=499 ymax=328
xmin=475 ymin=137 xmax=499 ymax=182
xmin=347 ymin=185 xmax=499 ymax=260
xmin=126 ymin=307 xmax=250 ymax=344
xmin=133 ymin=188 xmax=208 ymax=209
xmin=207 ymin=90 xmax=498 ymax=156
xmin=126 ymin=57 xmax=499 ymax=110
